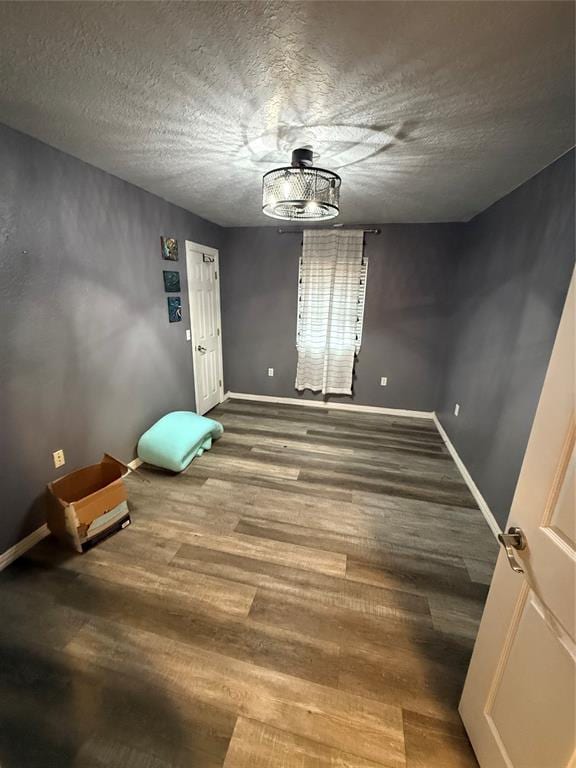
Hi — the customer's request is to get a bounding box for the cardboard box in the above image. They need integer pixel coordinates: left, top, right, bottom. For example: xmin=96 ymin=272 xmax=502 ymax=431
xmin=47 ymin=453 xmax=131 ymax=553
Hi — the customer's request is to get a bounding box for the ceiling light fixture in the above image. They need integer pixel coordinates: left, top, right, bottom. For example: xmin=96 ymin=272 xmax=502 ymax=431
xmin=262 ymin=148 xmax=341 ymax=221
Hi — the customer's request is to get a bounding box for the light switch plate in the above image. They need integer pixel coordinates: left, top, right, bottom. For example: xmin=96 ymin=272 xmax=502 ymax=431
xmin=268 ymin=368 xmax=274 ymax=377
xmin=380 ymin=377 xmax=388 ymax=386
xmin=454 ymin=403 xmax=460 ymax=416
xmin=53 ymin=449 xmax=65 ymax=469
xmin=185 ymin=329 xmax=191 ymax=341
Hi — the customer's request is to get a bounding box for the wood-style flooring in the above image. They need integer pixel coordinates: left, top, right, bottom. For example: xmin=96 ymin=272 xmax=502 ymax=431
xmin=0 ymin=399 xmax=499 ymax=767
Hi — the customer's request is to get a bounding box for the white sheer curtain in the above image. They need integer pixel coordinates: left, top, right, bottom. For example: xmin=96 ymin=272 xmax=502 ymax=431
xmin=295 ymin=230 xmax=367 ymax=395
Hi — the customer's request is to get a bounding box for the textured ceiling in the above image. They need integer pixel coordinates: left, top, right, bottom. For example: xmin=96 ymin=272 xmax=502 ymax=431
xmin=0 ymin=1 xmax=573 ymax=226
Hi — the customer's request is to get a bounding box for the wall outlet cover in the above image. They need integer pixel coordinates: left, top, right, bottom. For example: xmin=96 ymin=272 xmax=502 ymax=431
xmin=53 ymin=449 xmax=65 ymax=469
xmin=267 ymin=368 xmax=274 ymax=377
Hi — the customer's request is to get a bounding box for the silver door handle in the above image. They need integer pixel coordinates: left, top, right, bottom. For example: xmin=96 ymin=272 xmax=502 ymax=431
xmin=497 ymin=526 xmax=527 ymax=574
xmin=196 ymin=345 xmax=207 ymax=353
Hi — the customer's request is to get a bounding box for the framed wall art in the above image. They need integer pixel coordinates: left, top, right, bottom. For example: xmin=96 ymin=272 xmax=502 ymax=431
xmin=163 ymin=270 xmax=181 ymax=293
xmin=161 ymin=236 xmax=178 ymax=261
xmin=167 ymin=296 xmax=182 ymax=323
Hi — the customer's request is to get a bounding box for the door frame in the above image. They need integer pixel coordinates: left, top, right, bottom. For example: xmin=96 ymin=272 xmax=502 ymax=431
xmin=185 ymin=240 xmax=225 ymax=413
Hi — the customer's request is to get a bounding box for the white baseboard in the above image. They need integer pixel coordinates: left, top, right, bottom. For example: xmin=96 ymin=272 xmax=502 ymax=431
xmin=0 ymin=523 xmax=50 ymax=572
xmin=224 ymin=391 xmax=434 ymax=420
xmin=433 ymin=413 xmax=501 ymax=539
xmin=121 ymin=457 xmax=143 ymax=478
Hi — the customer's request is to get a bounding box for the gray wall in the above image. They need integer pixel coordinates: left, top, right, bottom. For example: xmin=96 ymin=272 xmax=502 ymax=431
xmin=436 ymin=150 xmax=575 ymax=528
xmin=0 ymin=124 xmax=223 ymax=553
xmin=221 ymin=224 xmax=462 ymax=411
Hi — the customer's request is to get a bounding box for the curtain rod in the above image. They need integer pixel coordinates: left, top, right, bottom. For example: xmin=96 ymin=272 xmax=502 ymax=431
xmin=277 ymin=227 xmax=381 ymax=235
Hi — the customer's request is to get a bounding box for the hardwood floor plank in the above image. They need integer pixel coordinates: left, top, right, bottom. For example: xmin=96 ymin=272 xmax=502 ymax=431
xmin=206 ymin=477 xmax=359 ymax=519
xmin=127 ymin=493 xmax=242 ymax=534
xmin=299 ymin=468 xmax=477 ymax=508
xmin=429 ymin=597 xmax=485 ymax=641
xmin=75 ymin=725 xmax=231 ymax=768
xmin=173 ymin=542 xmax=429 ymax=619
xmin=235 ymin=516 xmax=395 ymax=565
xmin=217 ymin=403 xmax=439 ymax=438
xmin=65 ymin=617 xmax=406 ymax=767
xmin=248 ymin=586 xmax=475 ymax=672
xmin=186 ymin=467 xmax=357 ymax=503
xmin=212 ymin=430 xmax=451 ymax=468
xmin=338 ymin=644 xmax=467 ymax=722
xmin=128 ymin=477 xmax=259 ymax=518
xmin=244 ymin=442 xmax=463 ymax=483
xmin=0 ymin=684 xmax=84 ymax=768
xmin=42 ymin=560 xmax=340 ymax=686
xmin=305 ymin=423 xmax=444 ymax=444
xmin=74 ymin=736 xmax=177 ymax=768
xmin=346 ymin=557 xmax=489 ymax=604
xmin=189 ymin=452 xmax=302 ymax=481
xmin=223 ymin=718 xmax=390 ymax=768
xmin=199 ymin=479 xmax=486 ymax=550
xmin=326 ymin=409 xmax=436 ymax=427
xmin=0 ymin=578 xmax=87 ymax=653
xmin=463 ymin=554 xmax=499 ymax=585
xmin=24 ymin=536 xmax=258 ymax=617
xmin=129 ymin=465 xmax=208 ymax=490
xmin=311 ymin=428 xmax=445 ymax=449
xmin=134 ymin=470 xmax=356 ymax=509
xmin=167 ymin=530 xmax=347 ymax=577
xmin=0 ymin=650 xmax=233 ymax=768
xmin=249 ymin=588 xmax=441 ymax=656
xmin=126 ymin=509 xmax=242 ymax=539
xmin=403 ymin=709 xmax=479 ymax=767
xmin=235 ymin=515 xmax=495 ymax=568
xmin=224 ymin=424 xmax=450 ymax=459
xmin=32 ymin=522 xmax=184 ymax=566
xmin=212 ymin=412 xmax=329 ymax=435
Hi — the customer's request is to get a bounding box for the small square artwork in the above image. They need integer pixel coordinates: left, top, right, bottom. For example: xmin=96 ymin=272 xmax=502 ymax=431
xmin=167 ymin=296 xmax=182 ymax=323
xmin=161 ymin=236 xmax=178 ymax=261
xmin=163 ymin=270 xmax=181 ymax=293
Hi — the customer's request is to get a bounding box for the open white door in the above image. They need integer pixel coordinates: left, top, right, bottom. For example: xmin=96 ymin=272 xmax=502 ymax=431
xmin=185 ymin=241 xmax=224 ymax=415
xmin=460 ymin=271 xmax=575 ymax=768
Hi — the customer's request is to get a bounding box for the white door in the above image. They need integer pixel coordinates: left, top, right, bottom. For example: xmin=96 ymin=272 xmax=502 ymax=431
xmin=185 ymin=241 xmax=224 ymax=415
xmin=460 ymin=271 xmax=575 ymax=768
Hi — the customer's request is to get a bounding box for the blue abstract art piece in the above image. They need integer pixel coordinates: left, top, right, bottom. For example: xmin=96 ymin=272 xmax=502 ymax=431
xmin=163 ymin=270 xmax=181 ymax=293
xmin=167 ymin=296 xmax=182 ymax=323
xmin=161 ymin=236 xmax=178 ymax=261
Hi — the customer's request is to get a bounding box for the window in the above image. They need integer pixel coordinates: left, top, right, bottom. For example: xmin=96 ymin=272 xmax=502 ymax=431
xmin=295 ymin=230 xmax=368 ymax=395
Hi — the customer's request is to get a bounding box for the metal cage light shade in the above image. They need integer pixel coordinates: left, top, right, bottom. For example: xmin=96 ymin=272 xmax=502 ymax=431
xmin=262 ymin=148 xmax=341 ymax=221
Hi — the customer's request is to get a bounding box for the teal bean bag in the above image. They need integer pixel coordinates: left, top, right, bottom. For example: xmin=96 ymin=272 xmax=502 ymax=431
xmin=137 ymin=411 xmax=224 ymax=472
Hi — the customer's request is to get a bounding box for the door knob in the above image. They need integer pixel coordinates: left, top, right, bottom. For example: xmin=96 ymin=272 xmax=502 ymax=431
xmin=497 ymin=526 xmax=527 ymax=574
xmin=196 ymin=345 xmax=207 ymax=353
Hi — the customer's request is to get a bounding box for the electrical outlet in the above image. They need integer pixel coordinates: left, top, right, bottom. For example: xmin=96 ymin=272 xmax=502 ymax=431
xmin=454 ymin=403 xmax=460 ymax=416
xmin=53 ymin=449 xmax=65 ymax=469
xmin=185 ymin=329 xmax=191 ymax=341
xmin=267 ymin=368 xmax=274 ymax=377
xmin=380 ymin=377 xmax=388 ymax=386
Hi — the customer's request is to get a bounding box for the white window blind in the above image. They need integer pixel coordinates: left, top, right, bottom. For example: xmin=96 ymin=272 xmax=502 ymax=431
xmin=295 ymin=229 xmax=368 ymax=395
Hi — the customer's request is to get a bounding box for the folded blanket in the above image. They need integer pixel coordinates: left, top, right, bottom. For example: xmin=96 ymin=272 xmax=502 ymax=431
xmin=137 ymin=411 xmax=223 ymax=472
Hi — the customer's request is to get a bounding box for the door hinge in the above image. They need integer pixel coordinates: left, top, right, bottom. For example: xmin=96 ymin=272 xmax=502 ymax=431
xmin=217 ymin=328 xmax=220 ymax=336
xmin=219 ymin=379 xmax=222 ymax=387
xmin=215 ymin=271 xmax=218 ymax=280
